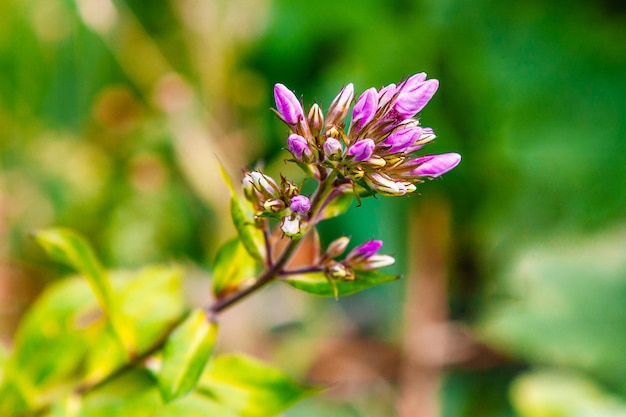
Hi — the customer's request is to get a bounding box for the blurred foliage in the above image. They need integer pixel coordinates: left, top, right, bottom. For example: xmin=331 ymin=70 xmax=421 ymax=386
xmin=1 ymin=0 xmax=626 ymax=415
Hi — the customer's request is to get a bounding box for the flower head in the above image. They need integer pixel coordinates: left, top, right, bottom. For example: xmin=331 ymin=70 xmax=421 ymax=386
xmin=273 ymin=73 xmax=459 ymax=197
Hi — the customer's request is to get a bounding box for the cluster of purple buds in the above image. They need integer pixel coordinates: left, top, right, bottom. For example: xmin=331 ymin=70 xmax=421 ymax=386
xmin=242 ymin=170 xmax=311 ymax=238
xmin=274 ymin=73 xmax=461 ymax=196
xmin=319 ymin=238 xmax=394 ymax=281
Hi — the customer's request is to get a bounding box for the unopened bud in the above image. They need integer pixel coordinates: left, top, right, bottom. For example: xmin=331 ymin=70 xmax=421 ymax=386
xmin=323 ymin=137 xmax=343 ymax=160
xmin=409 ymin=153 xmax=461 ymax=178
xmin=274 ymin=83 xmax=304 ymax=125
xmin=393 ymin=76 xmax=438 ymax=119
xmin=364 ymin=172 xmax=407 ymax=196
xmin=359 ymin=254 xmax=395 ymax=270
xmin=307 ymin=103 xmax=324 ymax=137
xmin=347 ymin=139 xmax=375 ymax=162
xmin=287 ymin=134 xmax=313 ymax=162
xmin=290 ymin=195 xmax=311 ymax=214
xmin=281 ymin=178 xmax=300 ymax=199
xmin=326 ymin=262 xmax=354 ymax=281
xmin=264 ymin=198 xmax=286 ymax=213
xmin=249 ymin=171 xmax=281 ymax=198
xmin=325 ymin=236 xmax=350 ymax=258
xmin=326 ymin=83 xmax=354 ymax=127
xmin=350 ymin=87 xmax=378 ymax=136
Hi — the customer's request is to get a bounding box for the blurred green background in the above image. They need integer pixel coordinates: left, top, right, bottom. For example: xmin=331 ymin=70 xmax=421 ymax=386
xmin=1 ymin=0 xmax=626 ymax=416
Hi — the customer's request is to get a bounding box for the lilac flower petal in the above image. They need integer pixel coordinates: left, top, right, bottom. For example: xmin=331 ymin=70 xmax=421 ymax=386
xmin=290 ymin=195 xmax=311 ymax=213
xmin=397 ymin=72 xmax=427 ymax=90
xmin=274 ymin=83 xmax=304 ymax=125
xmin=411 ymin=153 xmax=461 ymax=178
xmin=348 ymin=239 xmax=383 ymax=260
xmin=393 ymin=79 xmax=439 ymax=118
xmin=347 ymin=139 xmax=375 ymax=162
xmin=351 ymin=87 xmax=378 ymax=134
xmin=287 ymin=133 xmax=311 ymax=160
xmin=323 ymin=137 xmax=343 ymax=159
xmin=382 ymin=126 xmax=423 ymax=153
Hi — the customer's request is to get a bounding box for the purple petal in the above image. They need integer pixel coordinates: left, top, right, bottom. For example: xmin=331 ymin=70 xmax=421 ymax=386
xmin=393 ymin=78 xmax=439 ymax=118
xmin=290 ymin=195 xmax=311 ymax=213
xmin=347 ymin=139 xmax=375 ymax=162
xmin=323 ymin=137 xmax=343 ymax=159
xmin=381 ymin=126 xmax=423 ymax=153
xmin=347 ymin=239 xmax=383 ymax=262
xmin=351 ymin=87 xmax=378 ymax=134
xmin=274 ymin=83 xmax=304 ymax=125
xmin=410 ymin=153 xmax=461 ymax=178
xmin=287 ymin=133 xmax=311 ymax=160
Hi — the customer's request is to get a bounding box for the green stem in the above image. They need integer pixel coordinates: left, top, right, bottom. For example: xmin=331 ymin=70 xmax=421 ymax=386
xmin=208 ymin=173 xmax=337 ymax=315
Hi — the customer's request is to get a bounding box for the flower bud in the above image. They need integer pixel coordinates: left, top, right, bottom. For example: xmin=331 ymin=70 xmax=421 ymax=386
xmin=350 ymin=87 xmax=378 ymax=136
xmin=274 ymin=83 xmax=304 ymax=125
xmin=393 ymin=76 xmax=438 ymax=118
xmin=249 ymin=171 xmax=281 ymax=199
xmin=326 ymin=83 xmax=354 ymax=127
xmin=290 ymin=195 xmax=311 ymax=214
xmin=409 ymin=153 xmax=461 ymax=178
xmin=346 ymin=239 xmax=383 ymax=263
xmin=326 ymin=262 xmax=354 ymax=281
xmin=323 ymin=137 xmax=343 ymax=160
xmin=381 ymin=126 xmax=423 ymax=154
xmin=242 ymin=173 xmax=259 ymax=205
xmin=264 ymin=198 xmax=286 ymax=213
xmin=325 ymin=236 xmax=350 ymax=258
xmin=358 ymin=254 xmax=395 ymax=270
xmin=365 ymin=172 xmax=408 ymax=196
xmin=307 ymin=103 xmax=324 ymax=137
xmin=281 ymin=178 xmax=300 ymax=199
xmin=287 ymin=134 xmax=313 ymax=162
xmin=377 ymin=83 xmax=397 ymax=107
xmin=347 ymin=139 xmax=375 ymax=162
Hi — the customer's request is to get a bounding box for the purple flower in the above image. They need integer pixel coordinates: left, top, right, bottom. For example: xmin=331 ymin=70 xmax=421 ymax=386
xmin=287 ymin=134 xmax=313 ymax=161
xmin=351 ymin=87 xmax=378 ymax=135
xmin=347 ymin=139 xmax=375 ymax=162
xmin=381 ymin=126 xmax=423 ymax=153
xmin=410 ymin=153 xmax=461 ymax=178
xmin=323 ymin=137 xmax=343 ymax=159
xmin=290 ymin=195 xmax=311 ymax=213
xmin=348 ymin=240 xmax=383 ymax=260
xmin=274 ymin=83 xmax=304 ymax=125
xmin=393 ymin=74 xmax=439 ymax=119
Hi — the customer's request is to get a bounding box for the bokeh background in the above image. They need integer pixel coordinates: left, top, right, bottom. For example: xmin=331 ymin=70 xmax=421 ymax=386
xmin=1 ymin=0 xmax=626 ymax=416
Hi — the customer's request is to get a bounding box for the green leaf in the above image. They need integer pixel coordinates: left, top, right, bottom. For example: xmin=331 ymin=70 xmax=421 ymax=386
xmin=317 ymin=191 xmax=353 ymax=221
xmin=32 ymin=228 xmax=135 ymax=354
xmin=218 ymin=163 xmax=266 ymax=262
xmin=212 ymin=237 xmax=259 ymax=298
xmin=158 ymin=310 xmax=219 ymax=402
xmin=283 ymin=270 xmax=400 ymax=297
xmin=198 ymin=354 xmax=317 ymax=417
xmin=80 ymin=368 xmax=162 ymax=417
xmin=511 ymin=370 xmax=626 ymax=417
xmin=155 ymin=393 xmax=239 ymax=417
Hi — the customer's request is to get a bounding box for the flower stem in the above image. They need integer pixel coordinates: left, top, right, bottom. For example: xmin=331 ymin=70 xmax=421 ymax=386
xmin=207 ymin=172 xmax=337 ymax=316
